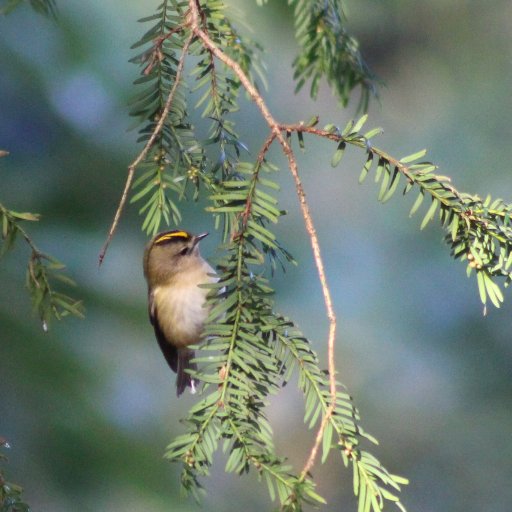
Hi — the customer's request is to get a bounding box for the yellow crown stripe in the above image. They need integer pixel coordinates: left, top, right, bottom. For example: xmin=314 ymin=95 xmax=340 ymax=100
xmin=155 ymin=231 xmax=190 ymax=244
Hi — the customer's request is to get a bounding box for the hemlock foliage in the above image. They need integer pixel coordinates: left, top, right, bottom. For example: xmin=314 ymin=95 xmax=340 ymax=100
xmin=0 ymin=195 xmax=84 ymax=332
xmin=2 ymin=1 xmax=512 ymax=511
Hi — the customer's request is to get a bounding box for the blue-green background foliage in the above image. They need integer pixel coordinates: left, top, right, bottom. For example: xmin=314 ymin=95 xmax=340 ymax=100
xmin=1 ymin=1 xmax=511 ymax=511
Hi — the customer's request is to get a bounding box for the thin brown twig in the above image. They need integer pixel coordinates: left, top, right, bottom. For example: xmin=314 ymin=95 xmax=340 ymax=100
xmin=239 ymin=132 xmax=277 ymax=231
xmin=188 ymin=0 xmax=338 ymax=480
xmin=279 ymin=122 xmax=467 ymax=209
xmin=98 ymin=32 xmax=194 ymax=266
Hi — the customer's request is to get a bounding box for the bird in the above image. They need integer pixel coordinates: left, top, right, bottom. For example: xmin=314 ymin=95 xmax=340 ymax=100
xmin=143 ymin=229 xmax=216 ymax=396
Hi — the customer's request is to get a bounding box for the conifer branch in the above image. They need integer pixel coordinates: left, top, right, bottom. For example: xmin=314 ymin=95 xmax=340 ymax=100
xmin=0 ymin=201 xmax=84 ymax=329
xmin=98 ymin=2 xmax=413 ymax=509
xmin=99 ymin=31 xmax=194 ymax=265
xmin=189 ymin=0 xmax=339 ymax=478
xmin=279 ymin=119 xmax=512 ymax=310
xmin=287 ymin=0 xmax=377 ymax=110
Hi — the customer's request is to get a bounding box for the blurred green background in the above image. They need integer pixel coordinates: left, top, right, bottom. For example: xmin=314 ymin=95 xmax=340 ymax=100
xmin=1 ymin=1 xmax=511 ymax=511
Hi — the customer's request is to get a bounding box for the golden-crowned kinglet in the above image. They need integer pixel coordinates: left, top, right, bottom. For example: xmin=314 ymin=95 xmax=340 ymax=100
xmin=143 ymin=229 xmax=216 ymax=396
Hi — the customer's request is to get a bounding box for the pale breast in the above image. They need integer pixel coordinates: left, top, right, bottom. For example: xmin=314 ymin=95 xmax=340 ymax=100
xmin=153 ymin=262 xmax=216 ymax=348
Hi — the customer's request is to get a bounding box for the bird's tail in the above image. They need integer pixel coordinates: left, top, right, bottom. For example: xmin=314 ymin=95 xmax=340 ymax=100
xmin=176 ymin=348 xmax=197 ymax=396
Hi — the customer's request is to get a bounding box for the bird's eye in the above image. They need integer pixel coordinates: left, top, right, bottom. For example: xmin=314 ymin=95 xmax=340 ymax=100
xmin=179 ymin=247 xmax=189 ymax=256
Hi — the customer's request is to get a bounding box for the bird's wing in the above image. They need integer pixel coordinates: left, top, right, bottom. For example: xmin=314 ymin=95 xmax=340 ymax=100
xmin=148 ymin=289 xmax=178 ymax=374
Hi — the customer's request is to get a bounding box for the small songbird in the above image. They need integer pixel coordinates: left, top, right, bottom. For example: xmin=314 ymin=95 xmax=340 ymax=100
xmin=143 ymin=229 xmax=216 ymax=396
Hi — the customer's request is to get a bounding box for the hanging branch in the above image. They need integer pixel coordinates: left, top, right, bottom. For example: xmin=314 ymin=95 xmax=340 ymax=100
xmin=0 ymin=201 xmax=84 ymax=330
xmin=280 ymin=117 xmax=512 ymax=311
xmin=100 ymin=1 xmax=407 ymax=510
xmin=99 ymin=31 xmax=194 ymax=265
xmin=287 ymin=0 xmax=378 ymax=110
xmin=188 ymin=0 xmax=339 ymax=479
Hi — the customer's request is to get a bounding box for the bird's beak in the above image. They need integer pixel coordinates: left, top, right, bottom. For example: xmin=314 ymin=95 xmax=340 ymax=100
xmin=193 ymin=232 xmax=209 ymax=246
